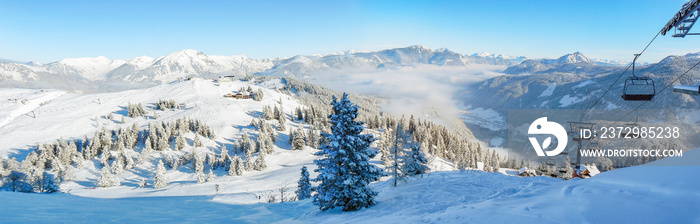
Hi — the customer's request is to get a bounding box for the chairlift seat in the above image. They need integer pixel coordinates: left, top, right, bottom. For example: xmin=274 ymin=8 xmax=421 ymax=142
xmin=622 ymin=76 xmax=655 ymax=101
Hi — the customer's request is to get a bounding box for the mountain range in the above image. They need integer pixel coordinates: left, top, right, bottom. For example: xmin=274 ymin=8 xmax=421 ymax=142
xmin=1 ymin=46 xmax=638 ymax=92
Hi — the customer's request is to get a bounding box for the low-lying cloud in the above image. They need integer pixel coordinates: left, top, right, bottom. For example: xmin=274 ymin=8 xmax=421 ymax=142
xmin=308 ymin=64 xmax=506 ymax=128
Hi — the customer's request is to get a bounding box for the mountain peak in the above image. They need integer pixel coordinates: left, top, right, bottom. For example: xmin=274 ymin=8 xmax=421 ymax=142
xmin=543 ymin=52 xmax=593 ymax=65
xmin=166 ymin=49 xmax=201 ymax=58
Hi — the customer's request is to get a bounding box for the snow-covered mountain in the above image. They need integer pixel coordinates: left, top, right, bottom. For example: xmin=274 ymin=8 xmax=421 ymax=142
xmin=503 ymin=52 xmax=618 ymax=75
xmin=460 ymin=51 xmax=700 ymax=160
xmin=470 ymin=52 xmax=529 ymax=64
xmin=591 ymin=58 xmax=630 ymax=66
xmin=0 ymin=46 xmax=522 ymax=91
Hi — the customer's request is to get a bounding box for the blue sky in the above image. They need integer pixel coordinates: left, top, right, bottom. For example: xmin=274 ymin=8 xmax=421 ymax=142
xmin=0 ymin=0 xmax=698 ymax=63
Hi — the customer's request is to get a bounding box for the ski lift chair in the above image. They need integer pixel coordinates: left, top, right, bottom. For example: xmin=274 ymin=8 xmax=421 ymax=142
xmin=622 ymin=54 xmax=656 ymax=101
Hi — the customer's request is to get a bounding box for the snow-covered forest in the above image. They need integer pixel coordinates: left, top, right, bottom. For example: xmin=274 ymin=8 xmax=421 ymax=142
xmin=0 ymin=43 xmax=698 ymax=222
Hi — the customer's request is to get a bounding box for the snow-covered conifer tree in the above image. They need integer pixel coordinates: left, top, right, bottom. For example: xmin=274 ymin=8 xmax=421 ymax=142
xmin=230 ymin=155 xmax=244 ymax=176
xmin=403 ymin=144 xmax=430 ymax=177
xmin=561 ymin=156 xmax=573 ymax=180
xmin=253 ymin=153 xmax=266 ymax=171
xmin=111 ymin=156 xmax=124 ymax=175
xmin=97 ymin=167 xmax=120 ymax=187
xmin=176 ymin=135 xmax=187 ymax=150
xmin=197 ymin=169 xmax=206 ymax=184
xmin=41 ymin=171 xmax=59 ymax=193
xmin=273 ymin=105 xmax=280 ymax=120
xmin=194 ymin=135 xmax=203 ymax=147
xmin=207 ymin=169 xmax=215 ymax=182
xmin=154 ymin=160 xmax=168 ymax=189
xmin=292 ymin=129 xmax=306 ymax=151
xmin=244 ymin=149 xmax=253 ymax=171
xmin=278 ymin=112 xmax=287 ymax=131
xmin=313 ymin=93 xmax=382 ymax=211
xmin=295 ymin=166 xmax=311 ymax=200
xmin=139 ymin=178 xmax=147 ymax=188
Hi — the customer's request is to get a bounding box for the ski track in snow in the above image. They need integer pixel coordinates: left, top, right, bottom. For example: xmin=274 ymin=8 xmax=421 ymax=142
xmin=0 ymin=90 xmax=65 ymax=128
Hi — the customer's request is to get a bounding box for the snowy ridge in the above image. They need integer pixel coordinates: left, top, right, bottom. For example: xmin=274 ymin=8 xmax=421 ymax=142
xmin=542 ymin=51 xmax=594 ymax=65
xmin=470 ymin=52 xmax=529 ymax=64
xmin=0 ymin=46 xmax=522 ymax=91
xmin=503 ymin=52 xmax=618 ymax=75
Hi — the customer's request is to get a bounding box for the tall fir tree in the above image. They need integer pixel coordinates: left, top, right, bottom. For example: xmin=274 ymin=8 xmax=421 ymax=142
xmin=97 ymin=166 xmax=120 ymax=187
xmin=403 ymin=144 xmax=430 ymax=177
xmin=296 ymin=166 xmax=311 ymax=200
xmin=253 ymin=152 xmax=267 ymax=171
xmin=230 ymin=155 xmax=244 ymax=176
xmin=313 ymin=93 xmax=382 ymax=211
xmin=154 ymin=160 xmax=168 ymax=189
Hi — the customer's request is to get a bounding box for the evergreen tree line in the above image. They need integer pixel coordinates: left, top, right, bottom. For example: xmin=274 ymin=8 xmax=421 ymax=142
xmin=155 ymin=99 xmax=182 ymax=110
xmin=0 ymin=117 xmax=222 ymax=191
xmin=127 ymin=102 xmax=146 ymax=117
xmin=370 ymin=114 xmax=525 ymax=172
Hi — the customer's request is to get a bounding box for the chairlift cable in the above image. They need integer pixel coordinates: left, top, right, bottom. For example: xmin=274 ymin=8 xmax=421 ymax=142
xmin=579 ymin=30 xmax=662 ymax=123
xmin=615 ymin=58 xmax=700 ymax=121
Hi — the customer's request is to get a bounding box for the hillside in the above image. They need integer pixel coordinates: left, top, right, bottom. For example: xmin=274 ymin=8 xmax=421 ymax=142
xmin=1 ymin=148 xmax=697 ymax=223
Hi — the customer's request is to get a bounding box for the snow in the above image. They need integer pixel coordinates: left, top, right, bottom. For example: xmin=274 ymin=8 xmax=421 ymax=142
xmin=574 ymin=80 xmax=594 ymax=88
xmin=459 ymin=107 xmax=505 ymax=131
xmin=2 ymin=149 xmax=699 ymax=223
xmin=0 ymin=78 xmax=296 ymax=158
xmin=51 ymin=56 xmax=128 ymax=81
xmin=558 ymin=94 xmax=586 ymax=107
xmin=542 ymin=52 xmax=594 ymax=65
xmin=0 ymin=76 xmax=698 ymax=221
xmin=538 ymin=85 xmax=556 ymax=98
xmin=0 ymin=55 xmax=698 ymax=222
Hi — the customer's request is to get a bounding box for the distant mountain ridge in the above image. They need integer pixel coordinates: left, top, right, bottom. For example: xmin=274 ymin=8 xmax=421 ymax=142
xmin=0 ymin=45 xmax=517 ymax=91
xmin=503 ymin=52 xmax=622 ymax=75
xmin=0 ymin=46 xmax=690 ymax=92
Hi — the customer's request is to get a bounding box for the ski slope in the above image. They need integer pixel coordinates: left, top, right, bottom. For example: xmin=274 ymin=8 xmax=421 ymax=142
xmin=0 ymin=78 xmax=295 ymax=158
xmin=1 ymin=78 xmax=698 ymax=223
xmin=1 ymin=149 xmax=698 ymax=223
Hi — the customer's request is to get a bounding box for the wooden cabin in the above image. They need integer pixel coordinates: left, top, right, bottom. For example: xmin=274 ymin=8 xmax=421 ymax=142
xmin=224 ymin=92 xmax=252 ymax=99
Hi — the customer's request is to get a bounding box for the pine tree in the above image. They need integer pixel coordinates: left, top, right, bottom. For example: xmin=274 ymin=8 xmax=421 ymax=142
xmin=100 ymin=152 xmax=110 ymax=167
xmin=154 ymin=160 xmax=168 ymax=189
xmin=230 ymin=155 xmax=244 ymax=176
xmin=278 ymin=112 xmax=287 ymax=131
xmin=253 ymin=153 xmax=267 ymax=171
xmin=387 ymin=125 xmax=412 ymax=186
xmin=244 ymin=149 xmax=253 ymax=172
xmin=176 ymin=135 xmax=187 ymax=150
xmin=403 ymin=144 xmax=430 ymax=176
xmin=273 ymin=105 xmax=280 ymax=120
xmin=561 ymin=156 xmax=573 ymax=180
xmin=139 ymin=178 xmax=148 ymax=188
xmin=97 ymin=167 xmax=120 ymax=187
xmin=263 ymin=105 xmax=273 ymax=120
xmin=292 ymin=129 xmax=306 ymax=151
xmin=194 ymin=135 xmax=203 ymax=147
xmin=197 ymin=169 xmax=206 ymax=184
xmin=41 ymin=171 xmax=59 ymax=193
xmin=313 ymin=93 xmax=382 ymax=211
xmin=296 ymin=107 xmax=304 ymax=121
xmin=207 ymin=169 xmax=215 ymax=182
xmin=111 ymin=156 xmax=124 ymax=175
xmin=307 ymin=127 xmax=318 ymax=148
xmin=408 ymin=115 xmax=416 ymax=134
xmin=296 ymin=166 xmax=311 ymax=200
xmin=7 ymin=170 xmax=33 ymax=192
xmin=492 ymin=150 xmax=500 ymax=172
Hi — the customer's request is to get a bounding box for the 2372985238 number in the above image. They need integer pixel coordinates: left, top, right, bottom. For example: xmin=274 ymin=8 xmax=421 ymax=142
xmin=599 ymin=126 xmax=680 ymax=139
